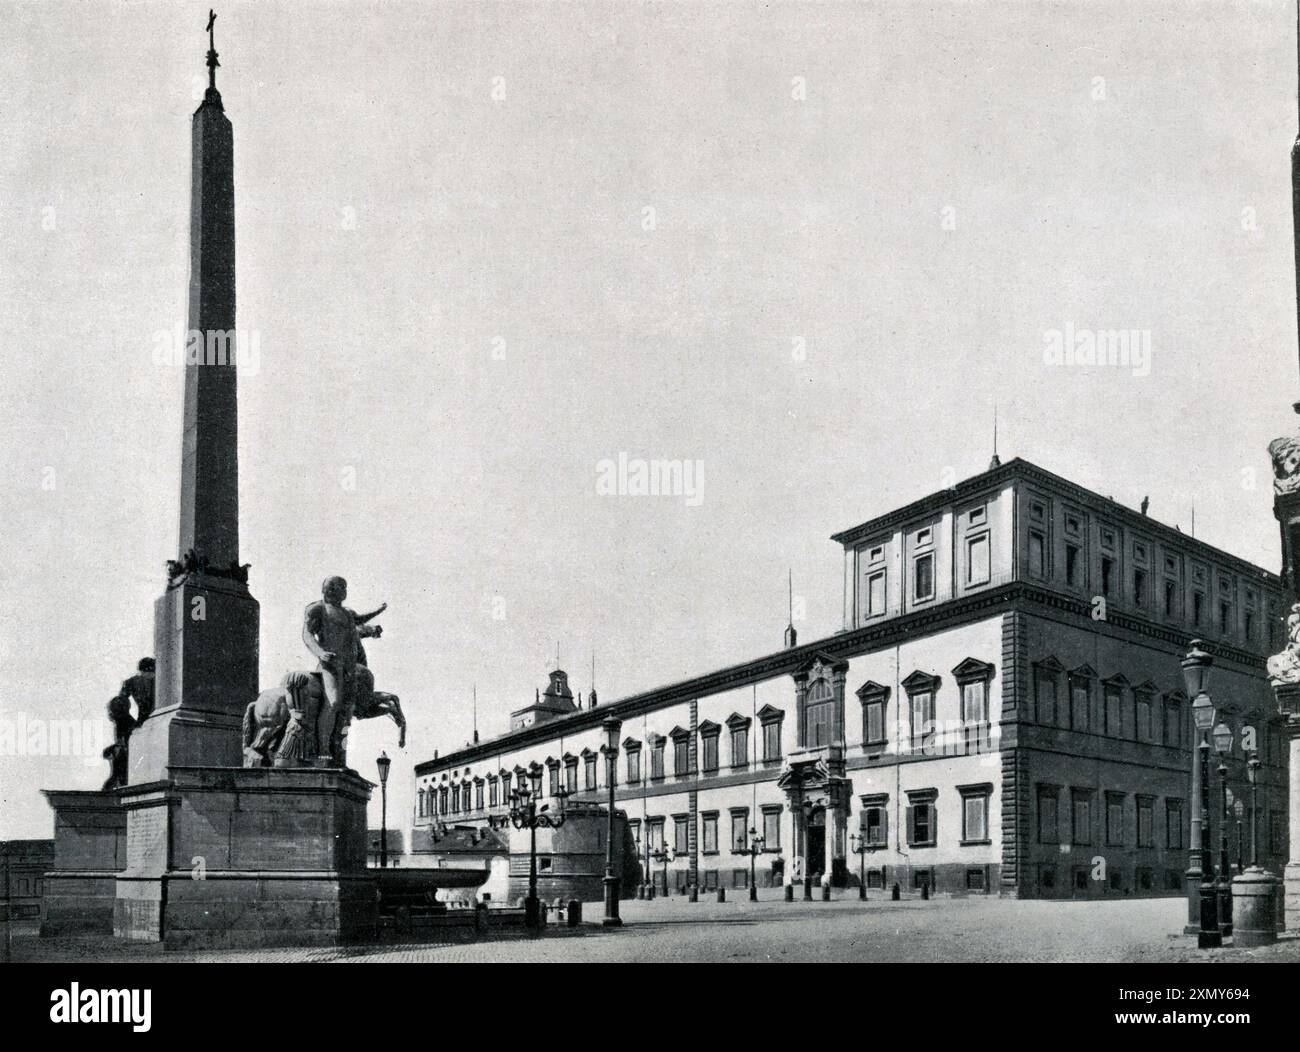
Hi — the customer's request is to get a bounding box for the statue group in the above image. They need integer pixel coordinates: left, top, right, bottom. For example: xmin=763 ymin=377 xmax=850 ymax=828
xmin=242 ymin=575 xmax=406 ymax=770
xmin=103 ymin=576 xmax=406 ymax=786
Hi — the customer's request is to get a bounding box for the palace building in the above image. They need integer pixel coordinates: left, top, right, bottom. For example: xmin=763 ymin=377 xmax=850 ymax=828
xmin=412 ymin=458 xmax=1291 ymax=899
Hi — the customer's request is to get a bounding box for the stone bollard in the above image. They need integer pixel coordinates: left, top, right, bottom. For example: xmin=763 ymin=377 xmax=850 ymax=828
xmin=475 ymin=901 xmax=489 ymax=934
xmin=689 ymin=886 xmax=698 ymax=902
xmin=803 ymin=877 xmax=813 ymax=901
xmin=821 ymin=881 xmax=831 ymax=901
xmin=1231 ymin=870 xmax=1278 ymax=947
xmin=636 ymin=884 xmax=645 ymax=900
xmin=567 ymin=899 xmax=582 ymax=927
xmin=784 ymin=883 xmax=795 ymax=902
xmin=717 ymin=887 xmax=726 ymax=903
xmin=891 ymin=883 xmax=901 ymax=901
xmin=921 ymin=882 xmax=930 ymax=901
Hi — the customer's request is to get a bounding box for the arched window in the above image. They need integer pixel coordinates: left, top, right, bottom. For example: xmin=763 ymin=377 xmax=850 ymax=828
xmin=805 ymin=678 xmax=835 ymax=747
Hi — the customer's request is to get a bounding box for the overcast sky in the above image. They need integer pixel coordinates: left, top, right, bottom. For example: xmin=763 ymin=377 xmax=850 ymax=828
xmin=3 ymin=0 xmax=1299 ymax=839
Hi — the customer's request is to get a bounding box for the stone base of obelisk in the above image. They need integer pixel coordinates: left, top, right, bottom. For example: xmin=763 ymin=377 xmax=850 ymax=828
xmin=113 ymin=765 xmax=378 ymax=950
xmin=39 ymin=789 xmax=127 ymax=936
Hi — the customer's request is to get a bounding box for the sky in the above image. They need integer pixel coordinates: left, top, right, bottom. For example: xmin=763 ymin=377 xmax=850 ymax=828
xmin=2 ymin=0 xmax=1300 ymax=840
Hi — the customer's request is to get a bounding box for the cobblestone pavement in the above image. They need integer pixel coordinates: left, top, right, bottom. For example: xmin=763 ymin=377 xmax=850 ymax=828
xmin=12 ymin=893 xmax=1300 ymax=964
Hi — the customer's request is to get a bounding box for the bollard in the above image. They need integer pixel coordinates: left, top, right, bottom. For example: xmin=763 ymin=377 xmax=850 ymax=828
xmin=784 ymin=883 xmax=795 ymax=902
xmin=921 ymin=882 xmax=929 ymax=901
xmin=821 ymin=881 xmax=831 ymax=901
xmin=749 ymin=884 xmax=758 ymax=902
xmin=1231 ymin=870 xmax=1278 ymax=947
xmin=803 ymin=877 xmax=813 ymax=901
xmin=858 ymin=881 xmax=867 ymax=901
xmin=689 ymin=886 xmax=698 ymax=902
xmin=567 ymin=899 xmax=582 ymax=927
xmin=636 ymin=884 xmax=645 ymax=900
xmin=475 ymin=901 xmax=489 ymax=934
xmin=891 ymin=883 xmax=901 ymax=901
xmin=717 ymin=887 xmax=726 ymax=903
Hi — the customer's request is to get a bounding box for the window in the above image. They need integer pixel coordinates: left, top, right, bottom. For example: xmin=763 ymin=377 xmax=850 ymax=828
xmin=804 ymin=679 xmax=836 ymax=747
xmin=626 ymin=745 xmax=641 ymax=783
xmin=564 ymin=758 xmax=578 ymax=794
xmin=761 ymin=709 xmax=783 ymax=761
xmin=1164 ymin=579 xmax=1177 ymax=616
xmin=1029 ymin=530 xmax=1046 ymax=578
xmin=500 ymin=774 xmax=511 ymax=800
xmin=1164 ymin=801 xmax=1185 ymax=847
xmin=548 ymin=763 xmax=560 ymax=796
xmin=867 ymin=570 xmax=887 ymax=616
xmin=1068 ymin=674 xmax=1089 ymax=732
xmin=1065 ymin=542 xmax=1081 ymax=586
xmin=916 ymin=527 xmax=933 ymax=546
xmin=1134 ymin=568 xmax=1147 ymax=608
xmin=1038 ymin=785 xmax=1060 ymax=844
xmin=1193 ymin=591 xmax=1204 ymax=626
xmin=906 ymin=790 xmax=937 ymax=846
xmin=969 ymin=505 xmax=987 ymax=526
xmin=1071 ymin=789 xmax=1093 ymax=845
xmin=1106 ymin=793 xmax=1125 ymax=846
xmin=701 ymin=812 xmax=719 ymax=854
xmin=914 ymin=552 xmax=935 ymax=601
xmin=1137 ymin=796 xmax=1154 ymax=847
xmin=1219 ymin=600 xmax=1231 ymax=634
xmin=762 ymin=806 xmax=782 ymax=849
xmin=1135 ymin=691 xmax=1153 ymax=742
xmin=910 ymin=690 xmax=934 ymax=751
xmin=488 ymin=778 xmax=499 ymax=807
xmin=861 ymin=795 xmax=889 ymax=846
xmin=1101 ymin=556 xmax=1114 ymax=598
xmin=650 ymin=739 xmax=665 ymax=780
xmin=961 ymin=680 xmax=987 ymax=725
xmin=731 ymin=810 xmax=749 ymax=853
xmin=966 ymin=867 xmax=988 ymax=892
xmin=1034 ymin=662 xmax=1060 ymax=725
xmin=1030 ymin=500 xmax=1046 ymax=523
xmin=1163 ymin=698 xmax=1183 ymax=748
xmin=959 ymin=785 xmax=991 ymax=844
xmin=727 ymin=716 xmax=750 ymax=768
xmin=674 ymin=815 xmax=689 ymax=855
xmin=1104 ymin=684 xmax=1123 ymax=737
xmin=584 ymin=753 xmax=597 ymax=790
xmin=451 ymin=784 xmax=460 ymax=811
xmin=700 ymin=726 xmax=719 ymax=773
xmin=647 ymin=817 xmax=665 ymax=851
xmin=857 ymin=681 xmax=889 ymax=748
xmin=672 ymin=732 xmax=690 ymax=776
xmin=475 ymin=781 xmax=484 ymax=810
xmin=967 ymin=534 xmax=990 ymax=585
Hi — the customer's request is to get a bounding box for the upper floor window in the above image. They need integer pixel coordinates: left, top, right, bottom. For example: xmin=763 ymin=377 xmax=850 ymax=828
xmin=1101 ymin=556 xmax=1115 ymax=598
xmin=804 ymin=678 xmax=836 ymax=747
xmin=699 ymin=724 xmax=720 ymax=773
xmin=475 ymin=780 xmax=485 ymax=810
xmin=967 ymin=533 xmax=990 ymax=586
xmin=758 ymin=705 xmax=784 ymax=761
xmin=650 ymin=739 xmax=665 ymax=780
xmin=1162 ymin=696 xmax=1184 ymax=749
xmin=727 ymin=714 xmax=751 ymax=767
xmin=959 ymin=784 xmax=992 ymax=844
xmin=583 ymin=753 xmax=597 ymax=791
xmin=548 ymin=762 xmax=560 ymax=797
xmin=902 ymin=671 xmax=940 ymax=752
xmin=671 ymin=731 xmax=691 ymax=776
xmin=1033 ymin=659 xmax=1063 ymax=726
xmin=906 ymin=789 xmax=938 ymax=847
xmin=1028 ymin=530 xmax=1046 ymax=579
xmin=626 ymin=743 xmax=642 ymax=784
xmin=913 ymin=552 xmax=935 ymax=602
xmin=857 ymin=681 xmax=890 ymax=748
xmin=968 ymin=505 xmax=987 ymax=527
xmin=1136 ymin=796 xmax=1155 ymax=847
xmin=1068 ymin=669 xmax=1092 ymax=732
xmin=1103 ymin=680 xmax=1126 ymax=737
xmin=1071 ymin=789 xmax=1093 ymax=845
xmin=1134 ymin=567 xmax=1147 ymax=608
xmin=1166 ymin=799 xmax=1184 ymax=849
xmin=731 ymin=809 xmax=750 ymax=852
xmin=1038 ymin=785 xmax=1060 ymax=844
xmin=762 ymin=806 xmax=782 ymax=850
xmin=1106 ymin=793 xmax=1125 ymax=846
xmin=564 ymin=757 xmax=578 ymax=794
xmin=1065 ymin=541 xmax=1082 ymax=587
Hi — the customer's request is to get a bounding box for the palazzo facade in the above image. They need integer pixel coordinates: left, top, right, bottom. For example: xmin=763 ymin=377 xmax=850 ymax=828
xmin=413 ymin=459 xmax=1291 ymax=899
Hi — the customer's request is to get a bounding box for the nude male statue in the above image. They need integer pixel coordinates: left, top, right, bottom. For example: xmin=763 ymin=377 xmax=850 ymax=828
xmin=302 ymin=576 xmax=386 ymax=765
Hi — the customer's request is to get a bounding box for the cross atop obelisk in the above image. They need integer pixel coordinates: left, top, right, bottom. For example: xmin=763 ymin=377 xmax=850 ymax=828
xmin=206 ymin=9 xmax=220 ymax=93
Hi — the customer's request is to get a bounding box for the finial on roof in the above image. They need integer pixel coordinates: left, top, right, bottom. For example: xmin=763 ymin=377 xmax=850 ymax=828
xmin=205 ymin=10 xmax=220 ymax=92
xmin=988 ymin=403 xmax=1001 ymax=470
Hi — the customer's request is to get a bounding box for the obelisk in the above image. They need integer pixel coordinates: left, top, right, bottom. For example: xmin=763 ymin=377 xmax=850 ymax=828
xmin=128 ymin=11 xmax=259 ymax=783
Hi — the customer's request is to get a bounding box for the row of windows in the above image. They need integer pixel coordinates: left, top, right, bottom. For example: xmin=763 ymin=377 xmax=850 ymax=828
xmin=1037 ymin=785 xmax=1183 ymax=849
xmin=857 ymin=785 xmax=993 ymax=849
xmin=630 ymin=805 xmax=786 ymax=857
xmin=1032 ymin=662 xmax=1186 ymax=746
xmin=860 ymin=511 xmax=993 ymax=619
xmin=1023 ymin=493 xmax=1279 ymax=649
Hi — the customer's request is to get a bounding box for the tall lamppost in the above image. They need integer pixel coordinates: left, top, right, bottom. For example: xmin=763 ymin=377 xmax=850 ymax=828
xmin=849 ymin=831 xmax=870 ymax=900
xmin=740 ymin=827 xmax=766 ymax=901
xmin=1247 ymin=750 xmax=1262 ymax=868
xmin=1212 ymin=720 xmax=1234 ymax=936
xmin=376 ymin=751 xmax=391 ymax=869
xmin=601 ymin=716 xmax=622 ymax=927
xmin=1182 ymin=641 xmax=1220 ymax=947
xmin=1233 ymin=798 xmax=1245 ymax=874
xmin=509 ymin=774 xmax=568 ymax=929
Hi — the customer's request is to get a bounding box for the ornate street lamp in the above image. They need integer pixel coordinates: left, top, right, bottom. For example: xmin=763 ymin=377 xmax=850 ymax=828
xmin=601 ymin=716 xmax=622 ymax=927
xmin=741 ymin=826 xmax=766 ymax=901
xmin=1184 ymin=646 xmax=1220 ymax=949
xmin=509 ymin=780 xmax=568 ymax=929
xmin=1211 ymin=720 xmax=1234 ymax=936
xmin=1247 ymin=750 xmax=1262 ymax=869
xmin=849 ymin=831 xmax=870 ymax=900
xmin=376 ymin=751 xmax=391 ymax=869
xmin=1233 ymin=798 xmax=1246 ymax=874
xmin=650 ymin=840 xmax=675 ymax=898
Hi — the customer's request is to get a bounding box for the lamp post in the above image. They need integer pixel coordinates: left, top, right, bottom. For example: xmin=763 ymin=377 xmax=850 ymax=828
xmin=1212 ymin=720 xmax=1234 ymax=936
xmin=1248 ymin=751 xmax=1262 ymax=868
xmin=1183 ymin=642 xmax=1220 ymax=947
xmin=376 ymin=751 xmax=391 ymax=869
xmin=601 ymin=716 xmax=622 ymax=927
xmin=509 ymin=777 xmax=568 ymax=929
xmin=849 ymin=831 xmax=870 ymax=900
xmin=741 ymin=827 xmax=766 ymax=901
xmin=1233 ymin=798 xmax=1245 ymax=874
xmin=650 ymin=841 xmax=674 ymax=898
